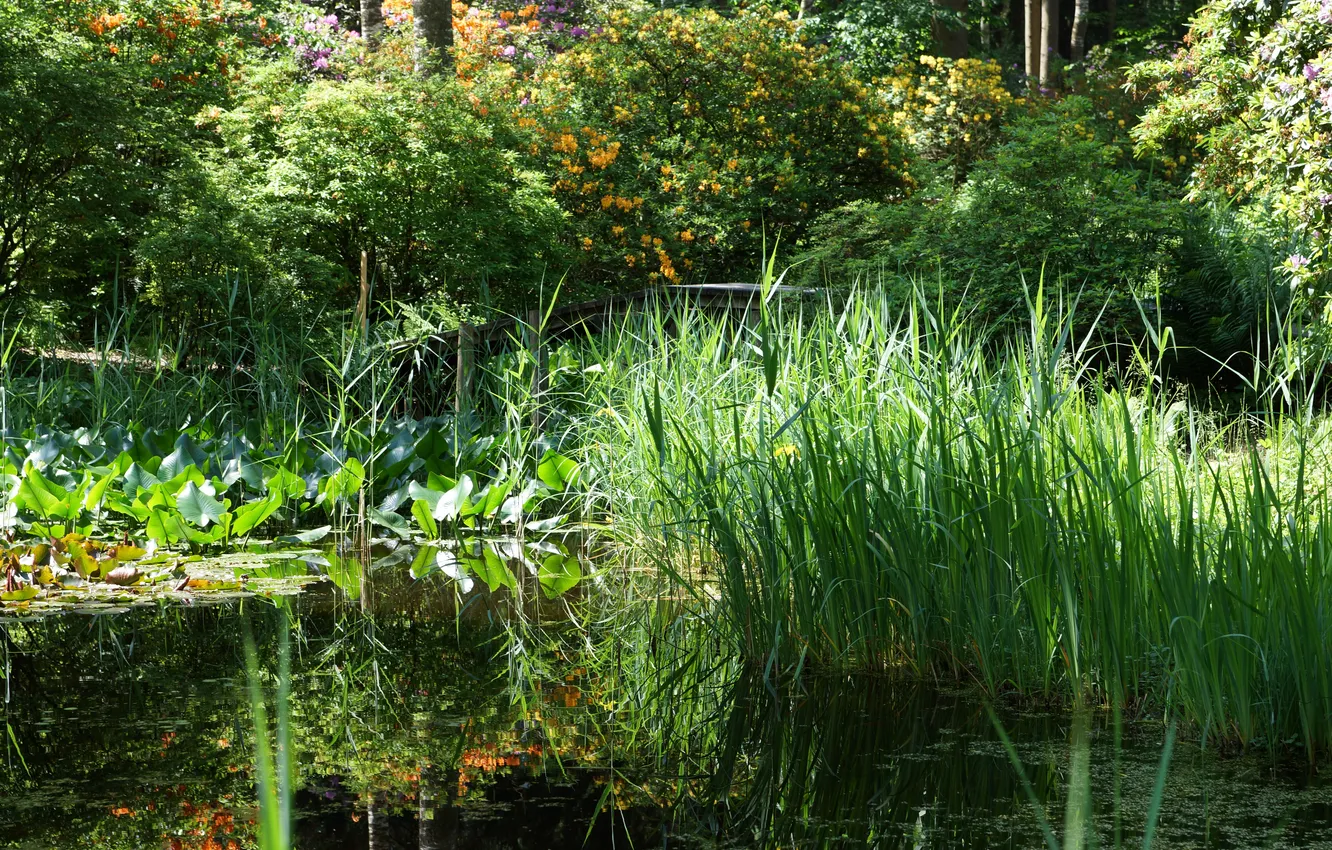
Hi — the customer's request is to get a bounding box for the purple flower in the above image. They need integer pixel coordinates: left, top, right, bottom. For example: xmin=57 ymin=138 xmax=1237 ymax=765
xmin=1320 ymin=193 xmax=1332 ymax=207
xmin=303 ymin=21 xmax=317 ymax=31
xmin=502 ymin=45 xmax=516 ymax=56
xmin=1321 ymin=87 xmax=1332 ymax=111
xmin=497 ymin=18 xmax=508 ymax=27
xmin=1306 ymin=63 xmax=1321 ymax=81
xmin=553 ymin=20 xmax=565 ymax=31
xmin=520 ymin=96 xmax=531 ymax=106
xmin=1278 ymin=81 xmax=1294 ymax=93
xmin=571 ymin=26 xmax=587 ymax=36
xmin=1289 ymin=253 xmax=1311 ymax=270
xmin=314 ymin=57 xmax=330 ymax=69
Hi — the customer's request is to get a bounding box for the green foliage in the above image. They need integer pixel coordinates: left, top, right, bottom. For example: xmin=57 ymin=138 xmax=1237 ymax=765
xmin=1 ymin=417 xmax=581 ymax=549
xmin=0 ymin=4 xmax=146 ymax=303
xmin=878 ymin=55 xmax=1022 ymax=181
xmin=800 ymin=97 xmax=1181 ymax=326
xmin=584 ymin=288 xmax=1332 ymax=755
xmin=527 ymin=6 xmax=914 ymax=284
xmin=1131 ymin=0 xmax=1332 ymax=298
xmin=194 ymin=61 xmax=569 ymax=311
xmin=804 ymin=0 xmax=941 ymax=78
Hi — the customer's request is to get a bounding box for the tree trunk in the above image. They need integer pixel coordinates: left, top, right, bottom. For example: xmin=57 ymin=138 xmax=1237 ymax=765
xmin=418 ymin=768 xmax=460 ymax=850
xmin=1105 ymin=0 xmax=1117 ymax=41
xmin=1039 ymin=0 xmax=1059 ymax=84
xmin=799 ymin=0 xmax=815 ymax=19
xmin=360 ymin=0 xmax=384 ymax=43
xmin=413 ymin=0 xmax=454 ymax=74
xmin=931 ymin=0 xmax=969 ymax=58
xmin=1025 ymin=0 xmax=1041 ymax=79
xmin=1070 ymin=0 xmax=1090 ymax=61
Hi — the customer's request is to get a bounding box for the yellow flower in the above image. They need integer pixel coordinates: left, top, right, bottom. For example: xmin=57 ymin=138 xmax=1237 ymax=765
xmin=773 ymin=444 xmax=800 ymax=459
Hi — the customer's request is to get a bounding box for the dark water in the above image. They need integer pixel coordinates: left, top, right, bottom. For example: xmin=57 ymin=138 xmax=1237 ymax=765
xmin=1 ymin=572 xmax=1331 ymax=849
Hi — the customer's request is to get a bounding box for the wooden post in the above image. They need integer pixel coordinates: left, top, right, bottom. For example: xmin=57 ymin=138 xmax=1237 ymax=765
xmin=455 ymin=323 xmax=472 ymax=414
xmin=526 ymin=309 xmax=546 ymax=432
xmin=356 ymin=250 xmax=370 ymax=334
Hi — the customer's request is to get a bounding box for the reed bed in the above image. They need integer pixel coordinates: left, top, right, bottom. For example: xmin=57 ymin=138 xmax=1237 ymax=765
xmin=11 ymin=279 xmax=1332 ymax=758
xmin=574 ymin=287 xmax=1332 ymax=758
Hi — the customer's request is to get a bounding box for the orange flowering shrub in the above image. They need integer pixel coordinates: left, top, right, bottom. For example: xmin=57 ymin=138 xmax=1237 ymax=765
xmin=525 ymin=7 xmax=914 ymax=284
xmin=47 ymin=0 xmax=277 ymax=105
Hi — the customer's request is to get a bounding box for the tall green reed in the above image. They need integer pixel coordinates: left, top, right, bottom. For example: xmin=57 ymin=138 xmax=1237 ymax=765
xmin=572 ymin=285 xmax=1332 ymax=757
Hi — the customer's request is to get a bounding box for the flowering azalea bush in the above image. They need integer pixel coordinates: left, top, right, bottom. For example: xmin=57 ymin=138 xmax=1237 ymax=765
xmin=879 ymin=55 xmax=1020 ymax=180
xmin=521 ymin=7 xmax=915 ymax=285
xmin=1131 ymin=0 xmax=1332 ymax=299
xmin=288 ymin=11 xmax=359 ymax=79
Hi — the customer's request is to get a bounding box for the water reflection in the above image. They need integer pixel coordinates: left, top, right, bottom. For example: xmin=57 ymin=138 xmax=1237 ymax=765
xmin=0 ymin=585 xmax=1330 ymax=849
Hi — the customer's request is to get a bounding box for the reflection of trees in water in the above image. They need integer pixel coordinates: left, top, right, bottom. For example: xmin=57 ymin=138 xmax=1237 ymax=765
xmin=0 ymin=599 xmax=656 ymax=848
xmin=3 ymin=595 xmax=1324 ymax=849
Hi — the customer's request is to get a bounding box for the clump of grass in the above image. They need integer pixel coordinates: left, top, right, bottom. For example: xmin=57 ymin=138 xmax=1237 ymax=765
xmin=572 ymin=284 xmax=1332 ymax=758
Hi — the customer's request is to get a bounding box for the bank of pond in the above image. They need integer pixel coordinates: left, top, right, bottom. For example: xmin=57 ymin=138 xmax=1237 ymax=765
xmin=7 ymin=293 xmax=1332 ymax=846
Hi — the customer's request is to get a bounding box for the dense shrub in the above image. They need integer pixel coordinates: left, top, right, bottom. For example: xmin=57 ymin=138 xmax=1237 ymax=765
xmin=800 ymin=97 xmax=1181 ymax=326
xmin=1131 ymin=0 xmax=1332 ymax=299
xmin=187 ymin=61 xmax=570 ymax=313
xmin=523 ymin=7 xmax=915 ymax=285
xmin=879 ymin=55 xmax=1021 ymax=181
xmin=0 ymin=0 xmax=274 ymax=312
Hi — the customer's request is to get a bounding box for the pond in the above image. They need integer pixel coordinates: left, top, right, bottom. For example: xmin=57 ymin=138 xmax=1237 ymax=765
xmin=2 ymin=567 xmax=1332 ymax=850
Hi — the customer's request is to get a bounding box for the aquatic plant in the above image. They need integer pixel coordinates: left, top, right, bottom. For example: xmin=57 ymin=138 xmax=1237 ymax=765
xmin=571 ymin=283 xmax=1332 ymax=758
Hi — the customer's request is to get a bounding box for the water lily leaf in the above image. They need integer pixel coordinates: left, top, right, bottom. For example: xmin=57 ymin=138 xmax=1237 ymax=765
xmin=122 ymin=463 xmax=161 ymax=497
xmin=536 ymin=450 xmax=581 ymax=491
xmin=477 ymin=478 xmax=514 ymax=519
xmin=230 ymin=492 xmax=281 ymax=537
xmin=176 ymin=482 xmax=226 ymax=528
xmin=323 ymin=458 xmax=366 ymax=504
xmin=103 ymin=566 xmax=142 ymax=586
xmin=265 ymin=467 xmax=306 ymax=500
xmin=538 ymin=554 xmax=581 ymax=598
xmin=474 ymin=544 xmax=516 ymax=591
xmin=16 ymin=467 xmax=63 ymax=518
xmin=84 ymin=469 xmax=119 ymax=512
xmin=0 ymin=586 xmax=38 ymax=602
xmin=434 ymin=550 xmax=474 ymax=593
xmin=409 ymin=547 xmax=440 ymax=580
xmin=410 ymin=498 xmax=438 ymax=539
xmin=368 ymin=508 xmax=411 ymax=538
xmin=109 ymin=544 xmax=148 ymax=561
xmin=146 ymin=508 xmax=189 ymax=545
xmin=274 ymin=525 xmax=332 ymax=545
xmin=434 ymin=475 xmax=474 ymax=522
xmin=325 ymin=554 xmax=362 ymax=598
